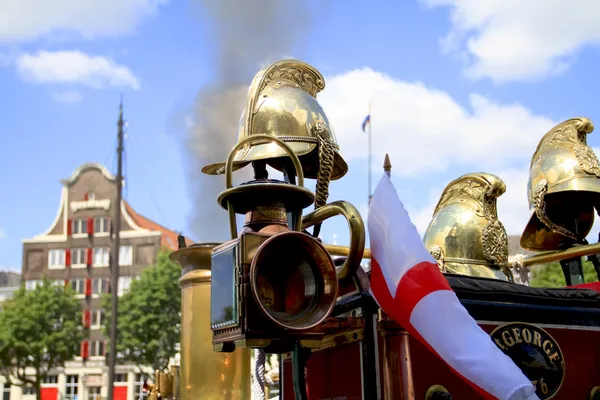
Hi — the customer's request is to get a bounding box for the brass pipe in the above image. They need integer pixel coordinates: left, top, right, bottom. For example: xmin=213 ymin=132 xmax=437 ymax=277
xmin=302 ymin=200 xmax=366 ymax=280
xmin=324 ymin=244 xmax=371 ymax=260
xmin=323 ymin=240 xmax=600 ymax=271
xmin=520 ymin=242 xmax=600 ymax=267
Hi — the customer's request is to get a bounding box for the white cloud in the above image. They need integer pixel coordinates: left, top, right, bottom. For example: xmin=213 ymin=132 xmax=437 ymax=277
xmin=316 ymin=68 xmax=600 ymax=249
xmin=0 ymin=0 xmax=169 ymax=44
xmin=319 ymin=68 xmax=556 ymax=177
xmin=50 ymin=89 xmax=83 ymax=103
xmin=16 ymin=50 xmax=140 ymax=90
xmin=421 ymin=0 xmax=600 ymax=82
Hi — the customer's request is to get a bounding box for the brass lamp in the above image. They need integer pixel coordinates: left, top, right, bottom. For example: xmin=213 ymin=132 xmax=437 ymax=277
xmin=210 ymin=135 xmax=341 ymax=353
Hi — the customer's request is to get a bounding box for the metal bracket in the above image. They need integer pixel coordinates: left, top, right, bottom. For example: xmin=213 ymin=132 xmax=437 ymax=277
xmin=291 ymin=341 xmax=311 ymax=400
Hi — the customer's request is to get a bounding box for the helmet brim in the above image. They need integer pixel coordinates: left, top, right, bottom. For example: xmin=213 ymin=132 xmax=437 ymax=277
xmin=201 ymin=141 xmax=348 ymax=181
xmin=520 ymin=177 xmax=600 ymax=251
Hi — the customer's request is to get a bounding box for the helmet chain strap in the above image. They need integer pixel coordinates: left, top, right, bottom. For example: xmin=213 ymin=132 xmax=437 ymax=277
xmin=534 ymin=180 xmax=579 ymax=240
xmin=312 ymin=121 xmax=334 ymax=238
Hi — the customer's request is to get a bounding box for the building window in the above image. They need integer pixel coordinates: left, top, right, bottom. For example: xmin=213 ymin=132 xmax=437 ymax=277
xmin=25 ymin=280 xmax=41 ymax=291
xmin=65 ymin=375 xmax=78 ymax=400
xmin=94 ymin=216 xmax=110 ymax=234
xmin=72 ymin=248 xmax=86 ymax=266
xmin=48 ymin=249 xmax=65 ymax=269
xmin=115 ymin=373 xmax=128 ymax=383
xmin=88 ymin=387 xmax=101 ymax=400
xmin=42 ymin=375 xmax=58 ymax=384
xmin=72 ymin=219 xmax=87 ymax=235
xmin=87 ymin=192 xmax=96 ymax=200
xmin=22 ymin=386 xmax=35 ymax=395
xmin=91 ymin=309 xmax=104 ymax=328
xmin=118 ymin=276 xmax=133 ymax=296
xmin=90 ymin=340 xmax=105 ymax=357
xmin=134 ymin=374 xmax=149 ymax=400
xmin=93 ymin=247 xmax=110 ymax=267
xmin=119 ymin=245 xmax=133 ymax=266
xmin=92 ymin=278 xmax=109 ymax=295
xmin=71 ymin=279 xmax=85 ymax=295
xmin=3 ymin=383 xmax=10 ymax=400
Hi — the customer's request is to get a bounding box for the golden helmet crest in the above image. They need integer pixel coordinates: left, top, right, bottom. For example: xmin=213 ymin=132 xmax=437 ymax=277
xmin=422 ymin=172 xmax=511 ymax=281
xmin=520 ymin=117 xmax=600 ymax=251
xmin=201 ymin=59 xmax=348 ymax=180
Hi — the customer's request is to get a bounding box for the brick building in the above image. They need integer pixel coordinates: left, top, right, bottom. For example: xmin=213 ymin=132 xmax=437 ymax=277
xmin=1 ymin=163 xmax=189 ymax=400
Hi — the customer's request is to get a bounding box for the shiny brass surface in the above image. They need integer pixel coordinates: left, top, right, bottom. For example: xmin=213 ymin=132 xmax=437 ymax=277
xmin=170 ymin=242 xmax=221 ymax=275
xmin=521 ymin=117 xmax=600 ymax=251
xmin=423 ymin=172 xmax=511 ymax=281
xmin=221 ymin=134 xmax=311 ymax=239
xmin=250 ymin=230 xmax=338 ymax=331
xmin=324 ymin=244 xmax=371 ymax=259
xmin=170 ymin=243 xmax=251 ymax=400
xmin=302 ymin=200 xmax=366 ymax=280
xmin=425 ymin=385 xmax=450 ymax=400
xmin=201 ymin=59 xmax=348 ymax=180
xmin=157 ymin=370 xmax=173 ymax=398
xmin=519 ymin=241 xmax=600 ymax=268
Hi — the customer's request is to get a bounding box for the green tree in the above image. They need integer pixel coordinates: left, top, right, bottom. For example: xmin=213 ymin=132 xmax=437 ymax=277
xmin=0 ymin=278 xmax=83 ymax=398
xmin=103 ymin=248 xmax=181 ymax=373
xmin=530 ymin=260 xmax=600 ymax=288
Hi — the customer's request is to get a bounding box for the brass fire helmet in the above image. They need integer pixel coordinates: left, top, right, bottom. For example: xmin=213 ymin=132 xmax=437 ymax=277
xmin=520 ymin=117 xmax=600 ymax=251
xmin=422 ymin=172 xmax=511 ymax=281
xmin=201 ymin=59 xmax=348 ymax=180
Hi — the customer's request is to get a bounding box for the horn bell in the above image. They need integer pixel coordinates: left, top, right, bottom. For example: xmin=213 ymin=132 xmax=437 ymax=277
xmin=201 ymin=59 xmax=348 ymax=180
xmin=520 ymin=117 xmax=600 ymax=251
xmin=422 ymin=172 xmax=511 ymax=281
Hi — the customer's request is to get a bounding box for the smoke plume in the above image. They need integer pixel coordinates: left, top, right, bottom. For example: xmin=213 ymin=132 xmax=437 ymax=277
xmin=183 ymin=0 xmax=312 ymax=242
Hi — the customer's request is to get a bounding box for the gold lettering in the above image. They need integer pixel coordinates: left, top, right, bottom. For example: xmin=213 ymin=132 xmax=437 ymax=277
xmin=549 ymin=352 xmax=560 ymax=362
xmin=533 ymin=331 xmax=542 ymax=347
xmin=543 ymin=340 xmax=554 ymax=355
xmin=511 ymin=328 xmax=523 ymax=344
xmin=522 ymin=328 xmax=532 ymax=344
xmin=502 ymin=331 xmax=515 ymax=347
xmin=494 ymin=338 xmax=506 ymax=351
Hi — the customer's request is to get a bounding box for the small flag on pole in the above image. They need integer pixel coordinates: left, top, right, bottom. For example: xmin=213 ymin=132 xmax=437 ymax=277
xmin=362 ymin=114 xmax=371 ymax=132
xmin=368 ymin=172 xmax=539 ymax=400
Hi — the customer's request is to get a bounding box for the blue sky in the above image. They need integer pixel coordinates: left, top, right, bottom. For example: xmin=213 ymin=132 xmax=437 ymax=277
xmin=2 ymin=0 xmax=600 ymax=272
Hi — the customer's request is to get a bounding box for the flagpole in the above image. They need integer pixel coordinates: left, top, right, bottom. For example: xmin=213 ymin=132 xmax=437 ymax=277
xmin=368 ymin=101 xmax=372 ymax=205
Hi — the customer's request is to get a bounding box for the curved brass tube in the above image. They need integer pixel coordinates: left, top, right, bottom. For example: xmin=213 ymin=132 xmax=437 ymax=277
xmin=224 ymin=134 xmax=306 ymax=239
xmin=302 ymin=200 xmax=365 ymax=280
xmin=325 ymin=244 xmax=371 ymax=260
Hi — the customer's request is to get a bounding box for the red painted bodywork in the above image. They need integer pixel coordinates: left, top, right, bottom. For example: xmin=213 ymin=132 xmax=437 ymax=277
xmin=283 ymin=342 xmax=363 ymax=400
xmin=282 ymin=323 xmax=600 ymax=399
